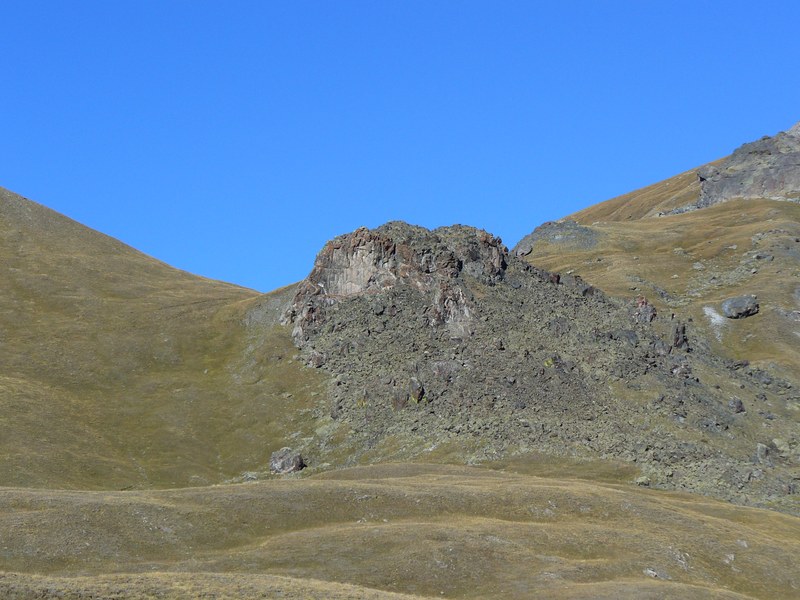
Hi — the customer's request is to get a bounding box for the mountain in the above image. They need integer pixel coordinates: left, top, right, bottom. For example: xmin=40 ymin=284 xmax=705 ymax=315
xmin=1 ymin=123 xmax=799 ymax=598
xmin=279 ymin=220 xmax=797 ymax=513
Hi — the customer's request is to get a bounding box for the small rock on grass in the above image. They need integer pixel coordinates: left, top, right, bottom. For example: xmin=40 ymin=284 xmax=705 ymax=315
xmin=270 ymin=447 xmax=305 ymax=474
xmin=722 ymin=295 xmax=759 ymax=319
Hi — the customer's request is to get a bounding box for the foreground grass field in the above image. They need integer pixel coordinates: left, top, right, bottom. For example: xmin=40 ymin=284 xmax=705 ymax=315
xmin=2 ymin=463 xmax=798 ymax=599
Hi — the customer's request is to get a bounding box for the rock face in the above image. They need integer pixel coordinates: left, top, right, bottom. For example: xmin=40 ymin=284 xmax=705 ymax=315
xmin=284 ymin=222 xmax=507 ymax=342
xmin=282 ymin=222 xmax=797 ymax=512
xmin=722 ymin=295 xmax=759 ymax=319
xmin=697 ymin=122 xmax=800 ymax=208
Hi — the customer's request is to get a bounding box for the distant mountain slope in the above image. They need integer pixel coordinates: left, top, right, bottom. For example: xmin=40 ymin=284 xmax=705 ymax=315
xmin=569 ymin=164 xmax=709 ymax=223
xmin=515 ymin=125 xmax=800 ymax=382
xmin=557 ymin=121 xmax=800 ymax=225
xmin=0 ymin=186 xmax=326 ymax=489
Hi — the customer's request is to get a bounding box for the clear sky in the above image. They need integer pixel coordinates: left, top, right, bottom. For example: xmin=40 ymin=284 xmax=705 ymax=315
xmin=2 ymin=1 xmax=799 ymax=292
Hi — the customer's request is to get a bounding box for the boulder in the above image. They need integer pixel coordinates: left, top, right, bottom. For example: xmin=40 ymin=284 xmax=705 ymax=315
xmin=728 ymin=398 xmax=746 ymax=414
xmin=613 ymin=329 xmax=639 ymax=347
xmin=391 ymin=386 xmax=409 ymax=410
xmin=632 ymin=296 xmax=657 ymax=324
xmin=755 ymin=443 xmax=771 ymax=466
xmin=270 ymin=447 xmax=305 ymax=474
xmin=722 ymin=295 xmax=759 ymax=319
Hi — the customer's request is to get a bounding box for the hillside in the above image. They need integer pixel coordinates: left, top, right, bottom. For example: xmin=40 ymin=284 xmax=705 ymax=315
xmin=276 ymin=219 xmax=799 ymax=515
xmin=0 ymin=186 xmax=327 ymax=489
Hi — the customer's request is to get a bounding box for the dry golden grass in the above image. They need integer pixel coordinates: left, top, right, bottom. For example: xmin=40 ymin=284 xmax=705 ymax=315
xmin=0 ymin=572 xmax=422 ymax=599
xmin=0 ymin=187 xmax=331 ymax=490
xmin=1 ymin=463 xmax=798 ymax=599
xmin=570 ymin=162 xmax=720 ymax=223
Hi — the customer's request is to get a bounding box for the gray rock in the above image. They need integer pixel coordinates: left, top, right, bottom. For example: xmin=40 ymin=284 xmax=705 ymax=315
xmin=696 ymin=164 xmax=720 ymax=182
xmin=270 ymin=447 xmax=305 ymax=474
xmin=697 ymin=122 xmax=800 ymax=208
xmin=632 ymin=296 xmax=657 ymax=324
xmin=391 ymin=386 xmax=409 ymax=410
xmin=613 ymin=329 xmax=639 ymax=347
xmin=308 ymin=351 xmax=326 ymax=368
xmin=409 ymin=377 xmax=425 ymax=402
xmin=728 ymin=398 xmax=746 ymax=414
xmin=431 ymin=360 xmax=460 ymax=381
xmin=651 ymin=339 xmax=671 ymax=356
xmin=755 ymin=443 xmax=771 ymax=466
xmin=642 ymin=567 xmax=671 ymax=580
xmin=722 ymin=295 xmax=759 ymax=319
xmin=284 ymin=222 xmax=507 ymax=344
xmin=772 ymin=438 xmax=791 ymax=458
xmin=512 ymin=220 xmax=601 ymax=256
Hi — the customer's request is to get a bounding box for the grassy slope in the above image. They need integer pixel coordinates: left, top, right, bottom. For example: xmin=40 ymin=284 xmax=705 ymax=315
xmin=0 ymin=186 xmax=328 ymax=489
xmin=571 ymin=163 xmax=715 ymax=223
xmin=1 ymin=463 xmax=798 ymax=599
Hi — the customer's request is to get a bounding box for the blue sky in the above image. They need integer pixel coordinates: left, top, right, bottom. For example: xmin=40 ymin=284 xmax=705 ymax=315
xmin=2 ymin=2 xmax=799 ymax=292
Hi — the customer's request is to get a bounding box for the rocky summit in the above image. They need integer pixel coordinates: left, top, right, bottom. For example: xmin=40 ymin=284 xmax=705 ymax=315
xmin=281 ymin=221 xmax=798 ymax=513
xmin=283 ymin=222 xmax=507 ymax=343
xmin=696 ymin=121 xmax=800 ymax=209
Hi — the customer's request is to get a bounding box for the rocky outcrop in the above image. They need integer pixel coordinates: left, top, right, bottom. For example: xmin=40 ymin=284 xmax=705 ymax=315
xmin=270 ymin=447 xmax=305 ymax=474
xmin=513 ymin=219 xmax=601 ymax=256
xmin=283 ymin=222 xmax=507 ymax=343
xmin=697 ymin=122 xmax=800 ymax=208
xmin=280 ymin=222 xmax=798 ymax=513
